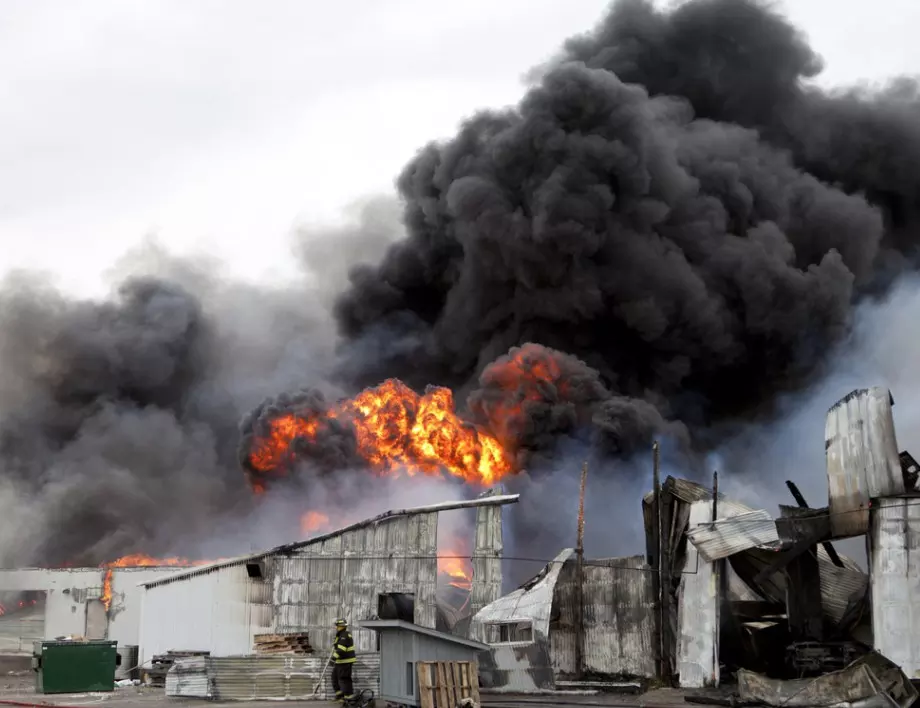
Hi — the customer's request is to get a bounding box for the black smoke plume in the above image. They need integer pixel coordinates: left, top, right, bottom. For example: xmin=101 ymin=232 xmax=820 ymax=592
xmin=334 ymin=0 xmax=916 ymax=456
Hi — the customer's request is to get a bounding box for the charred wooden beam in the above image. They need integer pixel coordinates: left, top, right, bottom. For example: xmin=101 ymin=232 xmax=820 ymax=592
xmin=753 ymin=535 xmax=815 ymax=585
xmin=730 ymin=601 xmax=787 ymax=619
xmin=784 ymin=480 xmax=844 ymax=568
xmin=785 ymin=549 xmax=824 ymax=640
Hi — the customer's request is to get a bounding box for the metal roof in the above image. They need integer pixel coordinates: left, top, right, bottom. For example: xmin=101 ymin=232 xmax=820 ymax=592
xmin=359 ymin=619 xmax=489 ymax=651
xmin=686 ymin=508 xmax=782 ymax=561
xmin=139 ymin=494 xmax=520 ymax=589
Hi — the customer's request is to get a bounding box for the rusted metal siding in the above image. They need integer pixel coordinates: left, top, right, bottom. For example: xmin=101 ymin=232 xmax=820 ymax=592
xmin=470 ymin=549 xmax=574 ymax=692
xmin=139 ymin=562 xmax=273 ymax=665
xmin=870 ymin=496 xmax=920 ymax=677
xmin=167 ymin=653 xmax=381 ymax=700
xmin=678 ymin=500 xmax=719 ymax=688
xmin=686 ymin=509 xmax=781 ymax=561
xmin=582 ymin=556 xmax=656 ymax=678
xmin=826 ymin=387 xmax=903 ymax=538
xmin=470 ymin=487 xmax=504 ymax=620
xmin=273 ymin=512 xmax=438 ymax=656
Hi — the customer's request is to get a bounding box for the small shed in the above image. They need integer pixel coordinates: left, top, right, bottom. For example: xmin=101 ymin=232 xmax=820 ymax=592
xmin=360 ymin=619 xmax=488 ymax=707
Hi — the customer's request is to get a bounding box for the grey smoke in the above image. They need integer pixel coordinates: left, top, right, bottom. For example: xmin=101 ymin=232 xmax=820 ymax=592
xmin=0 ymin=198 xmax=403 ymax=567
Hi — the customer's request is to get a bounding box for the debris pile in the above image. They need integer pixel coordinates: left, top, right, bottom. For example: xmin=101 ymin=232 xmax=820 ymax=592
xmin=144 ymin=650 xmax=210 ymax=687
xmin=644 ymin=387 xmax=920 ymax=703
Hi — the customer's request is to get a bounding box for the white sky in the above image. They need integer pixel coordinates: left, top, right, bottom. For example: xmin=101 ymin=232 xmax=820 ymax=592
xmin=1 ymin=0 xmax=918 ymax=298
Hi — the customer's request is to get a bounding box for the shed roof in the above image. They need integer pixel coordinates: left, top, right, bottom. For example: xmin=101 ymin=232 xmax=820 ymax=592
xmin=140 ymin=494 xmax=520 ymax=589
xmin=359 ymin=619 xmax=489 ymax=651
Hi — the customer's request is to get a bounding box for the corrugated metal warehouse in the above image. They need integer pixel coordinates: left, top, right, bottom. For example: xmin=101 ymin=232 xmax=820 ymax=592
xmin=138 ymin=494 xmax=516 ymax=665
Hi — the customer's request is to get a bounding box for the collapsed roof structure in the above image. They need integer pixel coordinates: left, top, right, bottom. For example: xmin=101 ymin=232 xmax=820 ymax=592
xmin=469 ymin=386 xmax=920 ymax=707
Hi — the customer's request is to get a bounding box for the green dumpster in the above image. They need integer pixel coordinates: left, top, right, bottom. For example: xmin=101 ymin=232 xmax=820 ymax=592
xmin=32 ymin=640 xmax=118 ymax=694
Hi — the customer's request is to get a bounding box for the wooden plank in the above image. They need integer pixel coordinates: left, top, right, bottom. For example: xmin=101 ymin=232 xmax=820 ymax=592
xmin=448 ymin=662 xmax=459 ymax=706
xmin=436 ymin=662 xmax=450 ymax=708
xmin=470 ymin=661 xmax=481 ymax=704
xmin=459 ymin=663 xmax=470 ymax=700
xmin=453 ymin=661 xmax=464 ymax=703
xmin=416 ymin=663 xmax=434 ymax=708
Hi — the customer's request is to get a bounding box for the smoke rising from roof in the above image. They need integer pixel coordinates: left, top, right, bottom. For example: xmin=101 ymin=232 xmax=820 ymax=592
xmin=2 ymin=0 xmax=920 ymax=573
xmin=334 ymin=0 xmax=916 ymax=451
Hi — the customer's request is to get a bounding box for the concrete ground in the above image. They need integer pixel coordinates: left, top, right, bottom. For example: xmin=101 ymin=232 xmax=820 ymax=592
xmin=0 ymin=656 xmax=704 ymax=708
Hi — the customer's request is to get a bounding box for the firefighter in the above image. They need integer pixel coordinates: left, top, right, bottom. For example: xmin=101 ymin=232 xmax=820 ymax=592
xmin=331 ymin=617 xmax=356 ymax=702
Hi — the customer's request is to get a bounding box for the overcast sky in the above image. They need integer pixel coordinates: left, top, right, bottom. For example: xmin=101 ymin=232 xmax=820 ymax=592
xmin=2 ymin=0 xmax=918 ymax=298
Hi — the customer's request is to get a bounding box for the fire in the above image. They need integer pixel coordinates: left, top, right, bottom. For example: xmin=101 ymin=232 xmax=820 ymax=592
xmin=438 ymin=549 xmax=473 ymax=591
xmin=301 ymin=510 xmax=331 ymax=534
xmin=468 ymin=343 xmax=575 ymax=450
xmin=248 ymin=380 xmax=512 ymax=486
xmin=99 ymin=554 xmax=211 ymax=611
xmin=298 ymin=506 xmax=473 ymax=590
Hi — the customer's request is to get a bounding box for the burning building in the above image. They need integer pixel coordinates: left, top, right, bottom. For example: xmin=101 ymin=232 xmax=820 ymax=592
xmin=0 ymin=560 xmax=199 ymax=655
xmin=137 ymin=494 xmax=514 ymax=672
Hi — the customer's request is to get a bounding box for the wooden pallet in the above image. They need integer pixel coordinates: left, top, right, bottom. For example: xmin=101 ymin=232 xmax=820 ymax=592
xmin=253 ymin=632 xmax=313 ymax=655
xmin=416 ymin=660 xmax=480 ymax=708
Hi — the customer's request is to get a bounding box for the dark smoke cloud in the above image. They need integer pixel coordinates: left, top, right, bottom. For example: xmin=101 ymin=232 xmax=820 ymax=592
xmin=334 ymin=0 xmax=915 ymax=460
xmin=468 ymin=343 xmax=688 ymax=467
xmin=555 ymin=0 xmax=920 ymax=276
xmin=0 ymin=198 xmax=403 ymax=567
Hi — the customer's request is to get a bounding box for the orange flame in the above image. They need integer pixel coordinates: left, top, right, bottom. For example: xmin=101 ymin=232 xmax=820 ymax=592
xmin=469 ymin=343 xmax=573 ymax=451
xmin=248 ymin=380 xmax=512 ymax=486
xmin=301 ymin=511 xmax=331 ymax=534
xmin=298 ymin=507 xmax=473 ymax=590
xmin=438 ymin=549 xmax=473 ymax=591
xmin=99 ymin=554 xmax=211 ymax=611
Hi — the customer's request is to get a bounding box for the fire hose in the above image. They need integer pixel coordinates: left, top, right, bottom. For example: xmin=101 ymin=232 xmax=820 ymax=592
xmin=311 ymin=647 xmax=335 ymax=698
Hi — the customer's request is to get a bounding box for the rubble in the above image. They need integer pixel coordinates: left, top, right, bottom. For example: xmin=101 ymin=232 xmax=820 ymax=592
xmin=668 ymin=387 xmax=917 ymax=700
xmin=471 ymin=386 xmax=920 ymax=706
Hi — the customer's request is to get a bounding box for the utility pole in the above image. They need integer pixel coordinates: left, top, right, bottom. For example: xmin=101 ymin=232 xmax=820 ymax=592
xmin=574 ymin=461 xmax=588 ymax=680
xmin=652 ymin=441 xmax=670 ymax=682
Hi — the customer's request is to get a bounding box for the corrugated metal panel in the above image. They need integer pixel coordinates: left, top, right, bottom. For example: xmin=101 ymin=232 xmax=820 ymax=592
xmin=870 ymin=496 xmax=920 ymax=677
xmin=167 ymin=653 xmax=380 ymax=700
xmin=550 ymin=559 xmax=577 ymax=679
xmin=166 ymin=655 xmax=208 ymax=697
xmin=470 ymin=487 xmax=504 ymax=620
xmin=826 ymin=387 xmax=903 ymax=538
xmin=470 ymin=549 xmax=573 ymax=692
xmin=273 ymin=512 xmax=439 ymax=656
xmin=139 ymin=563 xmax=273 ymax=666
xmin=686 ymin=509 xmax=781 ymax=562
xmin=580 ymin=556 xmax=655 ymax=678
xmin=471 ymin=549 xmax=574 ymax=641
xmin=143 ymin=495 xmax=518 ymax=589
xmin=818 ymin=556 xmax=868 ymax=625
xmin=678 ymin=500 xmax=719 ymax=689
xmin=729 ymin=545 xmax=866 ymax=627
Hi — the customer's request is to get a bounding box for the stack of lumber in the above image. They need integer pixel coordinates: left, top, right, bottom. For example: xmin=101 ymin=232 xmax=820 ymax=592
xmin=252 ymin=632 xmax=314 ymax=655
